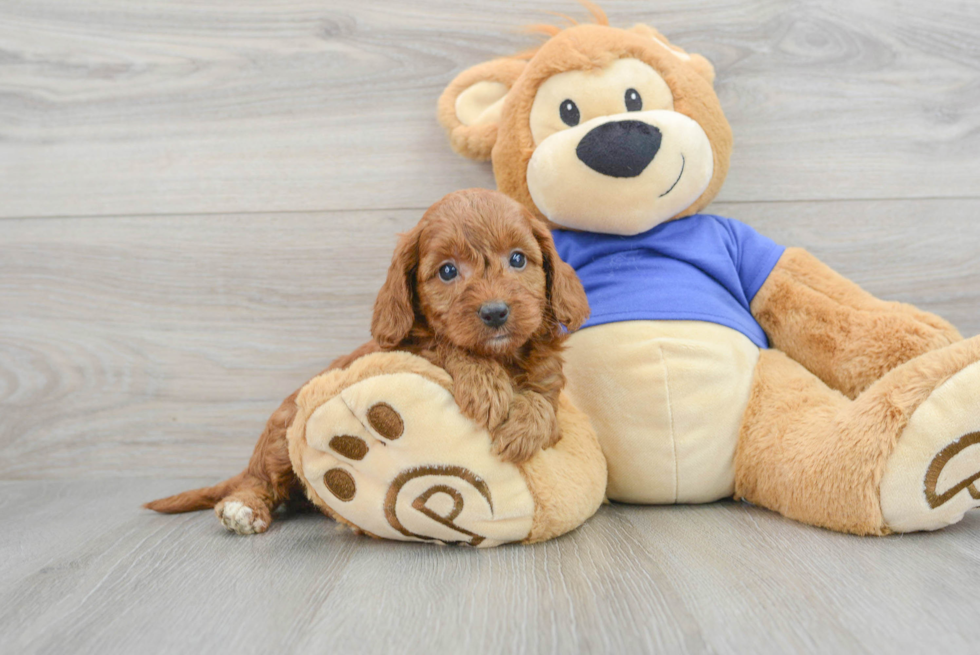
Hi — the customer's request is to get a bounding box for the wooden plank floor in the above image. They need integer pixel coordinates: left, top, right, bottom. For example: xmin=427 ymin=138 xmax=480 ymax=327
xmin=2 ymin=480 xmax=979 ymax=655
xmin=1 ymin=1 xmax=978 ymax=653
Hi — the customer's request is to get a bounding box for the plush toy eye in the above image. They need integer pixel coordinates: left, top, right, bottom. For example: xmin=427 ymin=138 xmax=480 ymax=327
xmin=625 ymin=88 xmax=643 ymax=112
xmin=438 ymin=263 xmax=458 ymax=281
xmin=559 ymin=99 xmax=580 ymax=126
xmin=509 ymin=251 xmax=527 ymax=270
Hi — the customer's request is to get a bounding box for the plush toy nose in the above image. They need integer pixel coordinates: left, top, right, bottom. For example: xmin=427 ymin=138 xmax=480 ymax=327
xmin=479 ymin=301 xmax=510 ymax=328
xmin=576 ymin=120 xmax=662 ymax=178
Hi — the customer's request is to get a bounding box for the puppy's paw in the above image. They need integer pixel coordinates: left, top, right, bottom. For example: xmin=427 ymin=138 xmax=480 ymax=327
xmin=215 ymin=495 xmax=271 ymax=535
xmin=491 ymin=424 xmax=549 ymax=464
xmin=491 ymin=394 xmax=560 ymax=464
xmin=453 ymin=374 xmax=513 ymax=431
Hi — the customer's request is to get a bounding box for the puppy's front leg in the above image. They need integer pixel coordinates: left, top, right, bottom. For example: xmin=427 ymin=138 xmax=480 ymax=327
xmin=441 ymin=351 xmax=513 ymax=431
xmin=491 ymin=391 xmax=559 ymax=464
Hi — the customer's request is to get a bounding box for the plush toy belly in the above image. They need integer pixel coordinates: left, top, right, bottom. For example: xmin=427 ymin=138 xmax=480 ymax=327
xmin=563 ymin=320 xmax=760 ymax=504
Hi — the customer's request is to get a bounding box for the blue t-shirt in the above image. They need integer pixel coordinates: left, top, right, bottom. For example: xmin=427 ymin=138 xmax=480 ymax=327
xmin=552 ymin=214 xmax=785 ymax=348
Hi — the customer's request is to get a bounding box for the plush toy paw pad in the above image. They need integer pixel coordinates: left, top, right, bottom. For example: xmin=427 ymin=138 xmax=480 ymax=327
xmin=328 ymin=435 xmax=368 ymax=461
xmin=881 ymin=361 xmax=980 ymax=532
xmin=324 ymin=468 xmax=357 ymax=501
xmin=290 ymin=371 xmax=536 ymax=547
xmin=366 ymin=402 xmax=404 ymax=440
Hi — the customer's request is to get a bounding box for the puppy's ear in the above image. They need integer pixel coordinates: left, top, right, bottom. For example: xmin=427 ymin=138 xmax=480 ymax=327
xmin=438 ymin=58 xmax=526 ymax=161
xmin=529 ymin=216 xmax=590 ymax=332
xmin=371 ymin=227 xmax=421 ymax=348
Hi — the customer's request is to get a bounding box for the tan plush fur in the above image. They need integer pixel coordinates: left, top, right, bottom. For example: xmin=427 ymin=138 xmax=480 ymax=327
xmin=285 ymin=351 xmax=456 ymax=539
xmin=146 ymin=189 xmax=590 ymax=534
xmin=752 ymin=248 xmax=963 ymax=399
xmin=438 ymin=58 xmax=528 ymax=161
xmin=520 ymin=393 xmax=608 ymax=543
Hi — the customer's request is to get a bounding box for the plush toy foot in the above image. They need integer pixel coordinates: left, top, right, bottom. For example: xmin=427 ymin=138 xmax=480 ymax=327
xmin=881 ymin=359 xmax=980 ymax=532
xmin=286 ymin=352 xmax=606 ymax=547
xmin=288 ymin=353 xmax=536 ymax=547
xmin=215 ymin=491 xmax=271 ymax=535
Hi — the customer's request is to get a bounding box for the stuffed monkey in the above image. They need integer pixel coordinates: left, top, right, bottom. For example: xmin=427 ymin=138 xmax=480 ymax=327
xmin=437 ymin=6 xmax=980 ymax=535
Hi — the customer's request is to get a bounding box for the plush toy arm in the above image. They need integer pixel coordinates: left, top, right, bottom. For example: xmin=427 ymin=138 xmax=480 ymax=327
xmin=751 ymin=247 xmax=962 ymax=399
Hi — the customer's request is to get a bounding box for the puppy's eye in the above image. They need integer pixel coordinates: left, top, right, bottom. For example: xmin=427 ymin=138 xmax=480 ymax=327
xmin=625 ymin=88 xmax=642 ymax=112
xmin=559 ymin=99 xmax=580 ymax=127
xmin=438 ymin=263 xmax=458 ymax=282
xmin=509 ymin=251 xmax=527 ymax=270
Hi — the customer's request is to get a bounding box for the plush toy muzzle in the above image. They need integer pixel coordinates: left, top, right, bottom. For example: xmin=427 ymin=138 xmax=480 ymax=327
xmin=527 ymin=109 xmax=714 ymax=235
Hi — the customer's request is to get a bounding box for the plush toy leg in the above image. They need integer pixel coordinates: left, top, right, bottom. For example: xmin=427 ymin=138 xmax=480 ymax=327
xmin=752 ymin=248 xmax=962 ymax=399
xmin=735 ymin=336 xmax=980 ymax=535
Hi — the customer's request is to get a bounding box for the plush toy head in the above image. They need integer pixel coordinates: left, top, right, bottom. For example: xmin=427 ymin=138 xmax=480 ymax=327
xmin=438 ymin=6 xmax=732 ymax=236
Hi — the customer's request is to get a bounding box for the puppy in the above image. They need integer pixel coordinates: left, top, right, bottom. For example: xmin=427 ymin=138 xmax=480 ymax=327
xmin=146 ymin=189 xmax=589 ymax=534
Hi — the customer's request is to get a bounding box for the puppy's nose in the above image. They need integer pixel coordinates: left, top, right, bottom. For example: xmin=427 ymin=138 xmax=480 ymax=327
xmin=478 ymin=301 xmax=510 ymax=328
xmin=576 ymin=120 xmax=662 ymax=178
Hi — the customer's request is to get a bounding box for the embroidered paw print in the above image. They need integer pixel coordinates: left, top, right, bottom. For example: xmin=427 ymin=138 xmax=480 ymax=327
xmin=319 ymin=404 xmax=401 ymax=503
xmin=289 ymin=371 xmax=536 ymax=547
xmin=924 ymin=432 xmax=980 ymax=511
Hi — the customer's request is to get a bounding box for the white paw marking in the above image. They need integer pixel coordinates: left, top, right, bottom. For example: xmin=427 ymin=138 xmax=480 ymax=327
xmin=217 ymin=500 xmax=264 ymax=535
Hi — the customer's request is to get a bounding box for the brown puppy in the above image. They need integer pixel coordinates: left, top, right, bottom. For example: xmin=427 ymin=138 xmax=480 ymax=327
xmin=146 ymin=189 xmax=589 ymax=534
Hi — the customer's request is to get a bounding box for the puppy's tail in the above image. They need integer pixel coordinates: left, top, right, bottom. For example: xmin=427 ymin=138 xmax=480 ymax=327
xmin=144 ymin=474 xmax=243 ymax=514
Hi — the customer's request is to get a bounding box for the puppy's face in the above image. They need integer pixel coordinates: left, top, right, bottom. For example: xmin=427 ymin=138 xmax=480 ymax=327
xmin=415 ymin=201 xmax=547 ymax=356
xmin=371 ymin=189 xmax=589 ymax=356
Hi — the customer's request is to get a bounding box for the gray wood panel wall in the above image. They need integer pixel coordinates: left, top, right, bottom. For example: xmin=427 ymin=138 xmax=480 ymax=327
xmin=2 ymin=0 xmax=977 ymax=480
xmin=1 ymin=2 xmax=978 ymax=653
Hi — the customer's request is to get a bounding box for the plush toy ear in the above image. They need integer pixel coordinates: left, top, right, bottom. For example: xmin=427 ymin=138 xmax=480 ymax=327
xmin=688 ymin=54 xmax=716 ymax=85
xmin=629 ymin=24 xmax=716 ymax=85
xmin=528 ymin=214 xmax=590 ymax=332
xmin=437 ymin=58 xmax=527 ymax=161
xmin=371 ymin=226 xmax=421 ymax=348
